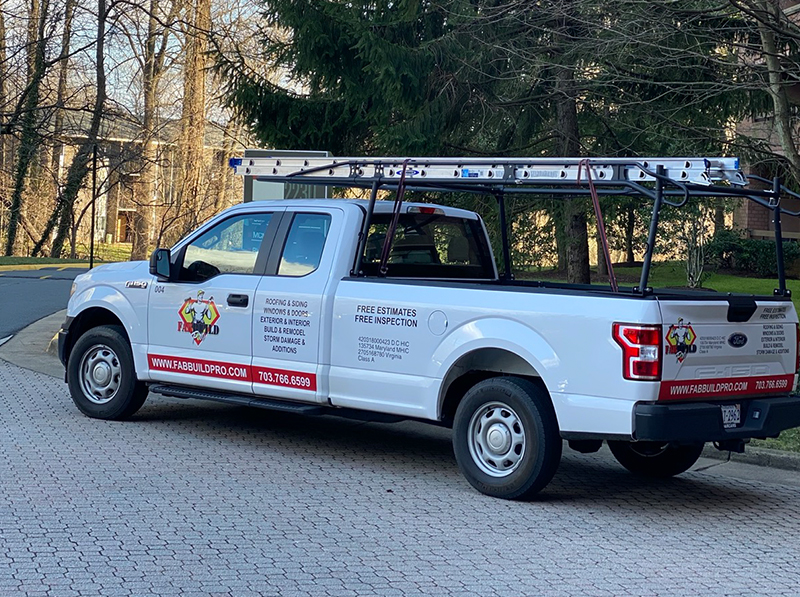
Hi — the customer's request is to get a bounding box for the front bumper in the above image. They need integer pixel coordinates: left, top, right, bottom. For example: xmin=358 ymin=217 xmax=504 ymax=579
xmin=634 ymin=396 xmax=800 ymax=442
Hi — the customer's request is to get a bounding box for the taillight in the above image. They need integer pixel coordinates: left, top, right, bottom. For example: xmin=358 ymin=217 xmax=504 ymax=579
xmin=613 ymin=323 xmax=662 ymax=381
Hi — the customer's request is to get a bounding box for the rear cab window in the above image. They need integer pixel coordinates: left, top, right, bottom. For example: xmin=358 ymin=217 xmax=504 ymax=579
xmin=361 ymin=213 xmax=495 ymax=279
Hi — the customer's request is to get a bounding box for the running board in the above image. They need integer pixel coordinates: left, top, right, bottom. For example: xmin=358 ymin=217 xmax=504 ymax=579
xmin=149 ymin=384 xmax=325 ymax=415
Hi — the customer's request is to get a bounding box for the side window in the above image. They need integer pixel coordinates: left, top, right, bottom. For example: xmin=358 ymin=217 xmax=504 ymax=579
xmin=278 ymin=213 xmax=332 ymax=276
xmin=181 ymin=213 xmax=272 ymax=281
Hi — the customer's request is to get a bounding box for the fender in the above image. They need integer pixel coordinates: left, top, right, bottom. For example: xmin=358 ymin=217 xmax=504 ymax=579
xmin=69 ymin=284 xmax=146 ymax=345
xmin=431 ymin=317 xmax=561 ymax=393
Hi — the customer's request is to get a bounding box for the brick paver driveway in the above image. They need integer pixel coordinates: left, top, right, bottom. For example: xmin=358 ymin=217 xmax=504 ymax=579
xmin=2 ymin=360 xmax=799 ymax=596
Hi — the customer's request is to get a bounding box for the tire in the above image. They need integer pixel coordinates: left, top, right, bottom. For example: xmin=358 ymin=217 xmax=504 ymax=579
xmin=452 ymin=377 xmax=562 ymax=500
xmin=67 ymin=325 xmax=148 ymax=420
xmin=607 ymin=440 xmax=704 ymax=478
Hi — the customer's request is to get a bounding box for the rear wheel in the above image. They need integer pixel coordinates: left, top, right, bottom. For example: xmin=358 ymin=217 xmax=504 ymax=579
xmin=67 ymin=325 xmax=148 ymax=420
xmin=453 ymin=377 xmax=561 ymax=500
xmin=608 ymin=441 xmax=704 ymax=478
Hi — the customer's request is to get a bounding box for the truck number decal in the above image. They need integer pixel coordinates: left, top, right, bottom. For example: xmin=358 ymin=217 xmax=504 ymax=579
xmin=148 ymin=354 xmax=316 ymax=391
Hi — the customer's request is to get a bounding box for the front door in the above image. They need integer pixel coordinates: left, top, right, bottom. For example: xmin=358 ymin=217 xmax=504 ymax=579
xmin=147 ymin=210 xmax=281 ymax=393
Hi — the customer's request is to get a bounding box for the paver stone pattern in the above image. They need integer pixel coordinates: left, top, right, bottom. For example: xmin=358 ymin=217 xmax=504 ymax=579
xmin=1 ymin=361 xmax=799 ymax=596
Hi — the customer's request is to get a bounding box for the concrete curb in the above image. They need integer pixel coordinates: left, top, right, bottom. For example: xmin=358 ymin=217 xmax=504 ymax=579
xmin=702 ymin=443 xmax=800 ymax=472
xmin=0 ymin=310 xmax=65 ymax=378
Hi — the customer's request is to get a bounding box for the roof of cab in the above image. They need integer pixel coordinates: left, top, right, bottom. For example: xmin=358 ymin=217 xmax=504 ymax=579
xmin=218 ymin=199 xmax=481 ymax=220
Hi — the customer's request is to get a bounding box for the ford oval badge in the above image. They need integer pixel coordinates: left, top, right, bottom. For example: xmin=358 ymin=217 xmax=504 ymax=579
xmin=728 ymin=332 xmax=748 ymax=348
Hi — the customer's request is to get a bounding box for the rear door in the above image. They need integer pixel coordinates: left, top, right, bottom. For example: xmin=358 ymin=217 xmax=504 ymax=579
xmin=250 ymin=208 xmax=342 ymax=403
xmin=658 ymin=299 xmax=798 ymax=403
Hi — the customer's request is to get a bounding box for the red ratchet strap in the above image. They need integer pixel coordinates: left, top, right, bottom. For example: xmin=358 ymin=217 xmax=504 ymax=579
xmin=578 ymin=158 xmax=618 ymax=292
xmin=379 ymin=159 xmax=411 ymax=275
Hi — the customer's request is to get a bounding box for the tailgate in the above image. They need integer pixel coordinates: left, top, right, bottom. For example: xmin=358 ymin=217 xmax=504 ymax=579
xmin=658 ymin=299 xmax=798 ymax=401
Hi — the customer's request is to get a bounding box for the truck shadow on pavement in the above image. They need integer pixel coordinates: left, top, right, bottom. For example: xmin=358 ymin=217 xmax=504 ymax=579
xmin=131 ymin=397 xmax=787 ymax=513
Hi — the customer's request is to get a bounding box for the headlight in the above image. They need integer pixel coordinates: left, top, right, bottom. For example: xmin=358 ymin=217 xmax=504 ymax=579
xmin=70 ymin=282 xmax=77 ymax=297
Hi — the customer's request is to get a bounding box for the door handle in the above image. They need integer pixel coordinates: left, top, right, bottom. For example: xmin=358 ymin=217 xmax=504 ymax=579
xmin=227 ymin=294 xmax=249 ymax=307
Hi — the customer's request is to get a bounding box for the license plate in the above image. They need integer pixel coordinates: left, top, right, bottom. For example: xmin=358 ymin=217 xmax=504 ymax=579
xmin=721 ymin=403 xmax=741 ymax=429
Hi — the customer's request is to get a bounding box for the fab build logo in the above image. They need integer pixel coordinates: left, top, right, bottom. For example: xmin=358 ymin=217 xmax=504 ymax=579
xmin=178 ymin=290 xmax=220 ymax=345
xmin=665 ymin=318 xmax=697 ymax=363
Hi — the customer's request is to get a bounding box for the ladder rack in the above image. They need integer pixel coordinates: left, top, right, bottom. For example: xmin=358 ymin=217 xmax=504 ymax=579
xmin=230 ymin=153 xmax=796 ymax=297
xmin=230 ymin=156 xmax=746 ymax=188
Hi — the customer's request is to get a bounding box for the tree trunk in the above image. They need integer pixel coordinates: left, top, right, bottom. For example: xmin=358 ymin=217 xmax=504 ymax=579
xmin=130 ymin=0 xmax=162 ymax=261
xmin=31 ymin=0 xmax=76 ymax=256
xmin=211 ymin=119 xmax=239 ymax=212
xmin=625 ymin=204 xmax=635 ymax=264
xmin=551 ymin=200 xmax=567 ymax=271
xmin=105 ymin=145 xmax=121 ymax=242
xmin=553 ymin=1 xmax=590 ymax=284
xmin=4 ymin=0 xmax=50 ymax=255
xmin=554 ymin=70 xmax=590 ymax=283
xmin=175 ymin=0 xmax=210 ymax=231
xmin=50 ymin=0 xmax=106 ymax=258
xmin=596 ymin=226 xmax=608 ymax=277
xmin=756 ymin=1 xmax=800 ymax=180
xmin=713 ymin=199 xmax=726 ymax=237
xmin=0 ymin=0 xmax=8 ymax=230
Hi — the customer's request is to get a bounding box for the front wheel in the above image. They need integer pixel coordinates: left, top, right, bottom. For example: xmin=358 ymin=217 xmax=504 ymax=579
xmin=67 ymin=325 xmax=148 ymax=420
xmin=608 ymin=441 xmax=704 ymax=478
xmin=453 ymin=377 xmax=562 ymax=500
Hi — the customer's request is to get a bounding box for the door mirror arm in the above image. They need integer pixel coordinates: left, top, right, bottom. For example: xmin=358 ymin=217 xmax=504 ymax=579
xmin=149 ymin=248 xmax=173 ymax=281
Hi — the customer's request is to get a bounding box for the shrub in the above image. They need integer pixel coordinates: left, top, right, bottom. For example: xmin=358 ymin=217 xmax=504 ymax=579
xmin=707 ymin=229 xmax=800 ymax=278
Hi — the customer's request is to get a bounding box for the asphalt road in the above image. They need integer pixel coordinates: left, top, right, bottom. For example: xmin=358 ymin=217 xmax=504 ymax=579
xmin=0 ymin=268 xmax=84 ymax=341
xmin=2 ymin=358 xmax=799 ymax=596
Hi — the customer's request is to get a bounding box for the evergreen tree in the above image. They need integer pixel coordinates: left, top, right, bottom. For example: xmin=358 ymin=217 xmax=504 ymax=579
xmin=217 ymin=0 xmax=757 ymax=281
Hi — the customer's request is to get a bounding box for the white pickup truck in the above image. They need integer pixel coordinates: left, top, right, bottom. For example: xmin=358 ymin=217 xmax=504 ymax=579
xmin=59 ymin=156 xmax=800 ymax=499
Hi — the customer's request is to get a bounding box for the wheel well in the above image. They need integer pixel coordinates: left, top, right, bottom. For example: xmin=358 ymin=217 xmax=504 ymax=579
xmin=438 ymin=348 xmax=548 ymax=426
xmin=64 ymin=308 xmax=128 ymax=362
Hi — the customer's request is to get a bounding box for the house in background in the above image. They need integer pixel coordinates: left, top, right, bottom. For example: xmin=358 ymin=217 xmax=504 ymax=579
xmin=734 ymin=0 xmax=800 ymax=240
xmin=57 ymin=112 xmax=243 ymax=252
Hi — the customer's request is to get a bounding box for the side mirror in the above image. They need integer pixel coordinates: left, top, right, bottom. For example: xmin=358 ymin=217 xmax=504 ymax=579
xmin=149 ymin=248 xmax=172 ymax=281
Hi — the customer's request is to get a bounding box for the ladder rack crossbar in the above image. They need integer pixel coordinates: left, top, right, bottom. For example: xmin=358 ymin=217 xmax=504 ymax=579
xmin=230 ymin=156 xmax=746 ymax=188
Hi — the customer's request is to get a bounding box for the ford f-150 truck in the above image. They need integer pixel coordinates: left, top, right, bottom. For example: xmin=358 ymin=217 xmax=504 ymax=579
xmin=58 ymin=156 xmax=800 ymax=499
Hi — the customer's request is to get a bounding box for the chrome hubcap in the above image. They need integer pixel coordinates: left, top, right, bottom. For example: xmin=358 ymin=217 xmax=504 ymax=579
xmin=468 ymin=402 xmax=526 ymax=477
xmin=79 ymin=344 xmax=122 ymax=405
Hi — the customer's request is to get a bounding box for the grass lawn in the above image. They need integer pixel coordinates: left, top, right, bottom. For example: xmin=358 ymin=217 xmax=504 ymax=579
xmin=0 ymin=243 xmax=132 ymax=267
xmin=751 ymin=428 xmax=800 ymax=452
xmin=0 ymin=256 xmax=89 ymax=266
xmin=615 ymin=262 xmax=800 ymax=314
xmin=523 ymin=261 xmax=800 ymax=315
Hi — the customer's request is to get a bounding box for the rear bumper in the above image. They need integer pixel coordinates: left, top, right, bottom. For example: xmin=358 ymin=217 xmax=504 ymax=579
xmin=634 ymin=396 xmax=800 ymax=442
